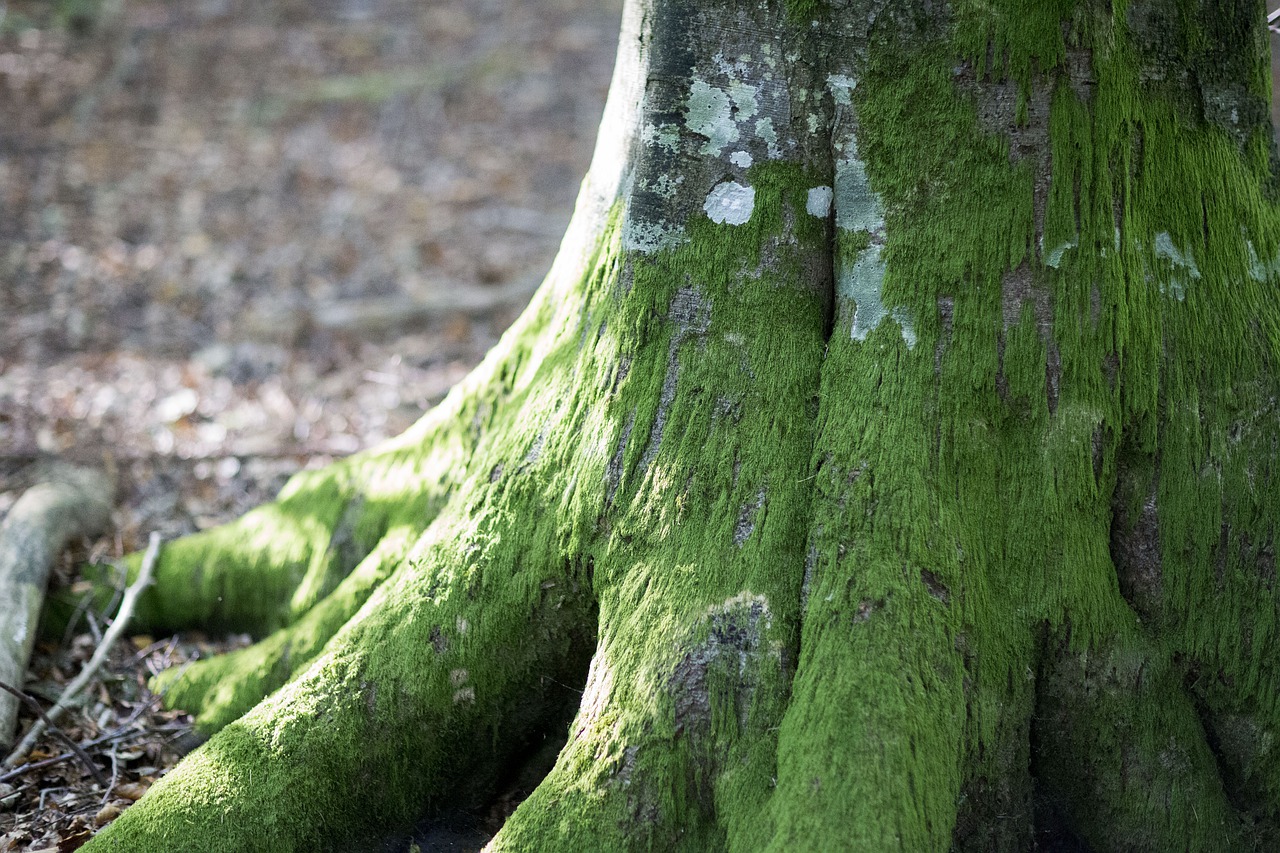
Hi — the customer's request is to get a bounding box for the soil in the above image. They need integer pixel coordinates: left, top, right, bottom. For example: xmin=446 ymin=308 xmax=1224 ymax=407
xmin=0 ymin=0 xmax=621 ymax=847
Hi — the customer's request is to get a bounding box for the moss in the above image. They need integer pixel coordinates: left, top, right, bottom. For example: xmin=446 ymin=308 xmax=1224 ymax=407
xmin=81 ymin=0 xmax=1280 ymax=848
xmin=766 ymin=0 xmax=1280 ymax=847
xmin=490 ymin=161 xmax=831 ymax=849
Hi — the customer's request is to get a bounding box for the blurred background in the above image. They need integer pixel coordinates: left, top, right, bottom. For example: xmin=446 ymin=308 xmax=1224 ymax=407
xmin=0 ymin=0 xmax=623 ymax=546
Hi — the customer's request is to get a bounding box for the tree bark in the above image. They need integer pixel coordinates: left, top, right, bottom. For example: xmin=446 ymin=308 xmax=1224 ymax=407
xmin=81 ymin=0 xmax=1280 ymax=850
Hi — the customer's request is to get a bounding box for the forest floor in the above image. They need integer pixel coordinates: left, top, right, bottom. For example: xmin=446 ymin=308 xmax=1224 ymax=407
xmin=0 ymin=0 xmax=620 ymax=847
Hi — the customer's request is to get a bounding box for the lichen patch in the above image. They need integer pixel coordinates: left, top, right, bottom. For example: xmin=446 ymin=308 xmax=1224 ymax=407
xmin=806 ymin=186 xmax=833 ymax=218
xmin=704 ymin=181 xmax=756 ymax=226
xmin=841 ymin=244 xmax=916 ymax=348
xmin=834 ymin=151 xmax=884 ymax=233
xmin=686 ymin=79 xmax=739 ymax=157
xmin=826 ymin=73 xmax=857 ymax=106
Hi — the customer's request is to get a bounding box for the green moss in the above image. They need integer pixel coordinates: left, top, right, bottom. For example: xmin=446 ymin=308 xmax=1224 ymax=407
xmin=81 ymin=0 xmax=1280 ymax=848
xmin=490 ymin=161 xmax=830 ymax=849
xmin=764 ymin=0 xmax=1280 ymax=847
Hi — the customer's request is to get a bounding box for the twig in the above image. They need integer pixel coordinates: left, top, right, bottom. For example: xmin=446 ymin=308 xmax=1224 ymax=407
xmin=0 ymin=700 xmax=169 ymax=787
xmin=3 ymin=533 xmax=161 ymax=769
xmin=0 ymin=681 xmax=106 ymax=787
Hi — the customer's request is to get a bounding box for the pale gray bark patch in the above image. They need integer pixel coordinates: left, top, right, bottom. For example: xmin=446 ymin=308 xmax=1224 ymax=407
xmin=637 ymin=288 xmax=710 ymax=478
xmin=606 ymin=409 xmax=636 ymax=505
xmin=524 ymin=421 xmax=551 ymax=465
xmin=801 ymin=534 xmax=820 ymax=613
xmin=0 ymin=465 xmax=113 ymax=748
xmin=712 ymin=394 xmax=742 ymax=426
xmin=826 ymin=74 xmax=855 ymax=106
xmin=609 ymin=355 xmax=632 ymax=397
xmin=670 ymin=593 xmax=774 ymax=738
xmin=326 ymin=495 xmax=368 ymax=578
xmin=1000 ymin=262 xmax=1052 ymax=335
xmin=1151 ymin=231 xmax=1199 ymax=301
xmin=1045 ymin=343 xmax=1061 ymax=415
xmin=806 ymin=185 xmax=833 ymax=218
xmin=1043 ymin=237 xmax=1078 ymax=269
xmin=833 ymin=152 xmax=883 ymax=232
xmin=687 ymin=79 xmax=740 ymax=156
xmin=1246 ymin=240 xmax=1280 ymax=282
xmin=733 ymin=487 xmax=766 ymax=547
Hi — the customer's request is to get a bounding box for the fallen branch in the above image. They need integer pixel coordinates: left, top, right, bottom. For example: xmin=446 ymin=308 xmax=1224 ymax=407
xmin=309 ymin=276 xmax=539 ymax=334
xmin=3 ymin=533 xmax=161 ymax=769
xmin=0 ymin=465 xmax=114 ymax=749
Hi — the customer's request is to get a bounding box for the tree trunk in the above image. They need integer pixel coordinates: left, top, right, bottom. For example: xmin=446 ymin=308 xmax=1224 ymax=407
xmin=81 ymin=0 xmax=1280 ymax=849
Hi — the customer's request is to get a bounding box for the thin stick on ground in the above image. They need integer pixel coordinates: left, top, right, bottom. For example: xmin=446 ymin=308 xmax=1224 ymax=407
xmin=0 ymin=680 xmax=107 ymax=787
xmin=3 ymin=532 xmax=162 ymax=769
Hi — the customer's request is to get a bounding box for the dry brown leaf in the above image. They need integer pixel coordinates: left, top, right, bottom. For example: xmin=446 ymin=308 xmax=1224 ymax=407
xmin=92 ymin=802 xmax=125 ymax=826
xmin=112 ymin=781 xmax=149 ymax=801
xmin=55 ymin=827 xmax=92 ymax=851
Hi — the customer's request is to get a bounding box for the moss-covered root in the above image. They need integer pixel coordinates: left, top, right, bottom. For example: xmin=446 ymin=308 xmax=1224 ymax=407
xmin=152 ymin=528 xmax=418 ymax=732
xmin=486 ymin=582 xmax=797 ymax=852
xmin=108 ymin=438 xmax=462 ymax=637
xmin=82 ymin=543 xmax=598 ymax=853
xmin=763 ymin=562 xmax=966 ymax=851
xmin=1034 ymin=633 xmax=1244 ymax=851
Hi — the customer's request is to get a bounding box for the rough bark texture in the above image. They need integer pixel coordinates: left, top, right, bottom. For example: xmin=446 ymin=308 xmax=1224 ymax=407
xmin=81 ymin=0 xmax=1280 ymax=850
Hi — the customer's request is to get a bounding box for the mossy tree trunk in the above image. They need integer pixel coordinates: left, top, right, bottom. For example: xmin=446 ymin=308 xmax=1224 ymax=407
xmin=82 ymin=0 xmax=1280 ymax=849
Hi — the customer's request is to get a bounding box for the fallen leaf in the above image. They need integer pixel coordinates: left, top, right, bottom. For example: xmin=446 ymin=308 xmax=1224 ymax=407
xmin=113 ymin=781 xmax=149 ymax=801
xmin=92 ymin=802 xmax=125 ymax=826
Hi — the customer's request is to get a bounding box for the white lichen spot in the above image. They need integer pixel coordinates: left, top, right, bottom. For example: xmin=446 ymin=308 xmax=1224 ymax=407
xmin=651 ymin=173 xmax=683 ymax=199
xmin=713 ymin=52 xmax=743 ymax=76
xmin=806 ymin=186 xmax=833 ymax=218
xmin=455 ymin=616 xmax=469 ymax=635
xmin=834 ymin=151 xmax=884 ymax=232
xmin=1043 ymin=236 xmax=1078 ymax=269
xmin=452 ymin=686 xmax=476 ymax=705
xmin=1152 ymin=231 xmax=1199 ymax=300
xmin=641 ymin=122 xmax=680 ymax=154
xmin=730 ymin=150 xmax=753 ymax=168
xmin=807 ymin=113 xmax=820 ymax=134
xmin=826 ymin=73 xmax=857 ymax=106
xmin=755 ymin=117 xmax=781 ymax=158
xmin=728 ymin=80 xmax=759 ymax=120
xmin=1247 ymin=240 xmax=1280 ymax=281
xmin=687 ymin=79 xmax=739 ymax=156
xmin=449 ymin=668 xmax=469 ymax=687
xmin=705 ymin=181 xmax=755 ymax=225
xmin=624 ymin=218 xmax=684 ymax=253
xmin=1153 ymin=232 xmax=1201 ymax=278
xmin=842 ymin=243 xmax=916 ymax=347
